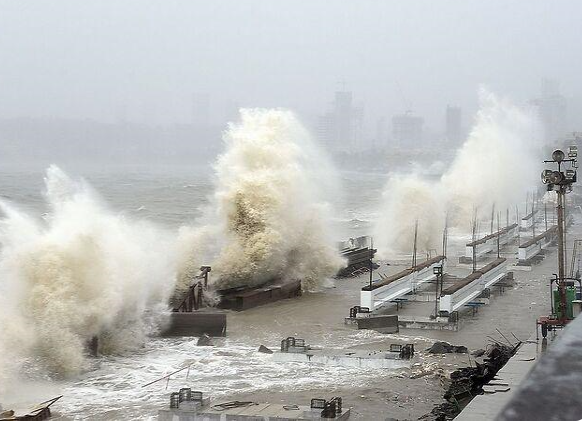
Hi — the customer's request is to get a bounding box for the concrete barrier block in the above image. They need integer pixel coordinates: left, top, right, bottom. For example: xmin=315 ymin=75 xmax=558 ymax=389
xmin=356 ymin=315 xmax=399 ymax=333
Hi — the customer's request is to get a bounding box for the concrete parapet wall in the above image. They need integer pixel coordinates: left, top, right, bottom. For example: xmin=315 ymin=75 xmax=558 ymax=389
xmin=355 ymin=315 xmax=399 ymax=333
xmin=439 ymin=259 xmax=507 ymax=314
xmin=218 ymin=280 xmax=302 ymax=311
xmin=518 ymin=225 xmax=557 ymax=262
xmin=162 ymin=310 xmax=226 ymax=337
xmin=360 ymin=257 xmax=444 ymax=312
xmin=159 ymin=404 xmax=351 ymax=420
xmin=464 ymin=225 xmax=518 ymax=260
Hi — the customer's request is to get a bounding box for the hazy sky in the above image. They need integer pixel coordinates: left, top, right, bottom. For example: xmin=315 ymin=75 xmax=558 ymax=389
xmin=1 ymin=0 xmax=581 ymax=130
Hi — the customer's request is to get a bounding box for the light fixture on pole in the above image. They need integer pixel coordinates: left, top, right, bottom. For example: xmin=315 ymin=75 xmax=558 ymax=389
xmin=537 ymin=146 xmax=579 ymax=338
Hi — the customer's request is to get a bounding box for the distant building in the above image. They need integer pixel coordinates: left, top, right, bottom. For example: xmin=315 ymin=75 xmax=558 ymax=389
xmin=530 ymin=78 xmax=567 ymax=144
xmin=445 ymin=105 xmax=462 ymax=146
xmin=392 ymin=112 xmax=423 ymax=149
xmin=316 ymin=91 xmax=363 ymax=152
xmin=316 ymin=113 xmax=334 ymax=147
xmin=375 ymin=116 xmax=389 ymax=150
xmin=192 ymin=92 xmax=210 ymax=127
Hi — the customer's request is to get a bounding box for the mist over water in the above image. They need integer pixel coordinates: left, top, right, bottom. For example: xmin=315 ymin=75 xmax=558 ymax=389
xmin=442 ymin=89 xmax=541 ymax=227
xmin=0 ymin=109 xmax=345 ymax=392
xmin=178 ymin=109 xmax=344 ymax=292
xmin=0 ymin=94 xmax=542 ymax=390
xmin=375 ymin=175 xmax=445 ymax=256
xmin=0 ymin=166 xmax=176 ymax=385
xmin=375 ymin=90 xmax=541 ymax=256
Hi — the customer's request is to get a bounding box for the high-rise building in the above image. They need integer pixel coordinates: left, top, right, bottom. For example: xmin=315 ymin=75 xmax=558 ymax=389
xmin=392 ymin=112 xmax=423 ymax=149
xmin=445 ymin=105 xmax=462 ymax=146
xmin=316 ymin=91 xmax=363 ymax=152
xmin=531 ymin=78 xmax=567 ymax=144
xmin=192 ymin=92 xmax=210 ymax=127
xmin=375 ymin=116 xmax=389 ymax=150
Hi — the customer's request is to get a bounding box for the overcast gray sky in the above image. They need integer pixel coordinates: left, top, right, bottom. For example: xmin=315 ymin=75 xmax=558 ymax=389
xmin=1 ymin=0 xmax=580 ymax=130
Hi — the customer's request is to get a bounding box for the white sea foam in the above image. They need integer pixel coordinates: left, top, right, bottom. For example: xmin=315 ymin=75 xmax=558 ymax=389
xmin=375 ymin=89 xmax=541 ymax=256
xmin=0 ymin=166 xmax=175 ymax=385
xmin=177 ymin=109 xmax=344 ymax=292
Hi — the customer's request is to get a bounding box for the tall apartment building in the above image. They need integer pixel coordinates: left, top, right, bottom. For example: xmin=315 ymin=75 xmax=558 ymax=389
xmin=531 ymin=78 xmax=567 ymax=144
xmin=317 ymin=91 xmax=363 ymax=152
xmin=392 ymin=111 xmax=423 ymax=149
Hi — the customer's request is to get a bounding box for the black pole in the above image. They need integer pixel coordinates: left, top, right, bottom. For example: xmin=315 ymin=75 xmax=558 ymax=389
xmin=532 ymin=192 xmax=536 ymax=238
xmin=369 ymin=237 xmax=373 ymax=289
xmin=516 ymin=205 xmax=520 ymax=246
xmin=442 ymin=216 xmax=448 ymax=258
xmin=434 ymin=270 xmax=439 ymax=318
xmin=490 ymin=203 xmax=495 ymax=235
xmin=497 ymin=212 xmax=501 ymax=258
xmin=472 ymin=216 xmax=477 ymax=273
xmin=545 ymin=200 xmax=548 ymax=232
xmin=412 ymin=220 xmax=418 ymax=268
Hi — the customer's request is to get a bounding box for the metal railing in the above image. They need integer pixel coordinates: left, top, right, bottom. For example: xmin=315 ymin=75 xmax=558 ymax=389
xmin=173 ymin=266 xmax=211 ymax=312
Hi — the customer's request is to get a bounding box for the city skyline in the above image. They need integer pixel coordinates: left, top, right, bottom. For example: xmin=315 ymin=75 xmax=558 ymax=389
xmin=2 ymin=1 xmax=582 ymax=132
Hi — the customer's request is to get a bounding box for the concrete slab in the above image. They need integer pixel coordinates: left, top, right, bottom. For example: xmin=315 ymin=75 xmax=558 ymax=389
xmin=163 ymin=310 xmax=227 ymax=337
xmin=496 ymin=311 xmax=582 ymax=420
xmin=159 ymin=403 xmax=351 ymax=420
xmin=354 ymin=314 xmax=399 ymax=333
xmin=218 ymin=281 xmax=302 ymax=311
xmin=455 ymin=341 xmax=539 ymax=421
xmin=398 ymin=315 xmax=458 ymax=331
xmin=272 ymin=348 xmax=410 ymax=369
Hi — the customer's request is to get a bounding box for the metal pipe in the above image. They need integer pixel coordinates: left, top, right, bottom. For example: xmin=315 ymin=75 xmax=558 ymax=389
xmin=412 ymin=220 xmax=418 ymax=268
xmin=434 ymin=271 xmax=439 ymax=318
xmin=141 ymin=364 xmax=192 ymax=388
xmin=545 ymin=200 xmax=548 ymax=232
xmin=532 ymin=192 xmax=536 ymax=238
xmin=369 ymin=237 xmax=373 ymax=290
xmin=557 ymin=190 xmax=568 ymax=322
xmin=497 ymin=212 xmax=501 ymax=259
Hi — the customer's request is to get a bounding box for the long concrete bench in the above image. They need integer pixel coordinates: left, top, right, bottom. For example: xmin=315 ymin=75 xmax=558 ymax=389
xmin=521 ymin=210 xmax=538 ymax=230
xmin=439 ymin=258 xmax=507 ymax=315
xmin=518 ymin=225 xmax=557 ymax=262
xmin=360 ymin=255 xmax=445 ymax=312
xmin=464 ymin=224 xmax=519 ymax=260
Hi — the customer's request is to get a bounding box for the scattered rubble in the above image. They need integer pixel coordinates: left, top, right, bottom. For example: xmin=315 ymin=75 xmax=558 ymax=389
xmin=410 ymin=361 xmax=444 ymax=379
xmin=196 ymin=334 xmax=213 ymax=346
xmin=335 ymin=262 xmax=380 ymax=278
xmin=0 ymin=396 xmax=61 ymax=421
xmin=426 ymin=341 xmax=468 ymax=354
xmin=421 ymin=341 xmax=519 ymax=420
xmin=471 ymin=349 xmax=486 ymax=357
xmin=258 ymin=345 xmax=273 ymax=354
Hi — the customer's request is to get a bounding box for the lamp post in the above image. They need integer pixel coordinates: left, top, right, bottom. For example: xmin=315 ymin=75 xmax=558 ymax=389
xmin=369 ymin=237 xmax=374 ymax=290
xmin=433 ymin=265 xmax=443 ymax=318
xmin=541 ymin=146 xmax=578 ymax=326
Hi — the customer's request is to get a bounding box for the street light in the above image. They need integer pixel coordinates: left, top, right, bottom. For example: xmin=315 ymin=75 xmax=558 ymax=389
xmin=538 ymin=146 xmax=578 ymax=337
xmin=549 ymin=171 xmax=564 ymax=185
xmin=552 ymin=149 xmax=566 ymax=163
xmin=541 ymin=169 xmax=553 ymax=184
xmin=542 ymin=148 xmax=577 ymax=279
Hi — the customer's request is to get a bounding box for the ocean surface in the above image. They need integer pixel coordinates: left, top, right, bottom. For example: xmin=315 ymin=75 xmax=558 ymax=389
xmin=0 ymin=163 xmax=387 ymax=239
xmin=0 ymin=163 xmax=413 ymax=419
xmin=0 ymin=162 xmax=542 ymax=420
